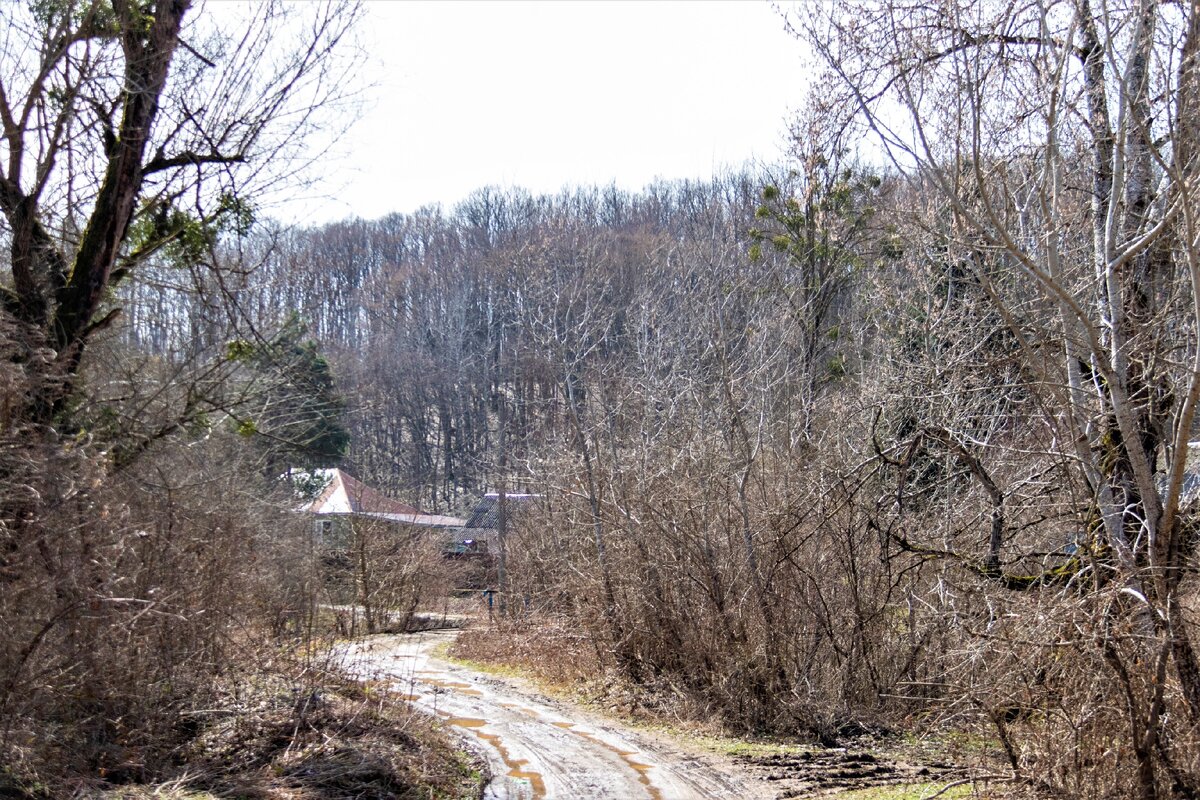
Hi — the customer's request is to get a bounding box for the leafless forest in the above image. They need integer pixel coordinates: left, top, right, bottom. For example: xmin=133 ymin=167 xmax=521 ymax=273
xmin=1 ymin=1 xmax=1199 ymax=798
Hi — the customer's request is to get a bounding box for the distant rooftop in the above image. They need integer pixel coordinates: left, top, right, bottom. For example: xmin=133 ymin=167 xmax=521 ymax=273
xmin=291 ymin=468 xmax=420 ymax=516
xmin=366 ymin=511 xmax=465 ymax=528
xmin=464 ymin=492 xmax=541 ymax=530
xmin=289 ymin=468 xmax=466 ymax=528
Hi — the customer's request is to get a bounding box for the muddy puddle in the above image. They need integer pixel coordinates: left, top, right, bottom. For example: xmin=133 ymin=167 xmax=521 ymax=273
xmin=737 ymin=746 xmax=965 ymax=798
xmin=445 ymin=716 xmax=548 ymax=798
xmin=424 ymin=676 xmax=484 ymax=696
xmin=558 ymin=721 xmax=664 ymax=800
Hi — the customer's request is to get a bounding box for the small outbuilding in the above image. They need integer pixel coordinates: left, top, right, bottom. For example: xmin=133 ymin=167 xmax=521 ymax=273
xmin=452 ymin=492 xmax=540 ymax=555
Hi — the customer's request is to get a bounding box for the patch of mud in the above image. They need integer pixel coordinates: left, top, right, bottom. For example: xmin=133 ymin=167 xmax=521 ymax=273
xmin=737 ymin=746 xmax=965 ymax=798
xmin=339 ymin=631 xmax=763 ymax=799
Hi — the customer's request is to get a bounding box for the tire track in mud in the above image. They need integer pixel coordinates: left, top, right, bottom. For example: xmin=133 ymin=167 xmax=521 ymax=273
xmin=338 ymin=630 xmax=763 ymax=800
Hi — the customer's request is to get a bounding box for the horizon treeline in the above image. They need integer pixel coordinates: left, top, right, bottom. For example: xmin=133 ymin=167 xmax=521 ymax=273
xmin=124 ymin=168 xmax=873 ymax=509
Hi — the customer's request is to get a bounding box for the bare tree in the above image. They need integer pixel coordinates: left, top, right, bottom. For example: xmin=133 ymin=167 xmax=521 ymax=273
xmin=795 ymin=1 xmax=1200 ymax=795
xmin=0 ymin=0 xmax=360 ymax=419
xmin=0 ymin=2 xmax=363 ymax=788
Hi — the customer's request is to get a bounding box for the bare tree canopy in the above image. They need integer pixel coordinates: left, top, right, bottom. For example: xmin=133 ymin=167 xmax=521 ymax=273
xmin=0 ymin=0 xmax=360 ymax=420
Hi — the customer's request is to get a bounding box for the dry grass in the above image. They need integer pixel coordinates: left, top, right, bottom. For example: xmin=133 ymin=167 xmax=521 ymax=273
xmin=82 ymin=678 xmax=486 ymax=800
xmin=449 ymin=616 xmax=599 ymax=693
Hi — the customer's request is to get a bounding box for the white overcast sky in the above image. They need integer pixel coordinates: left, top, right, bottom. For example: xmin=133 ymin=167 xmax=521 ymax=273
xmin=279 ymin=1 xmax=810 ymax=225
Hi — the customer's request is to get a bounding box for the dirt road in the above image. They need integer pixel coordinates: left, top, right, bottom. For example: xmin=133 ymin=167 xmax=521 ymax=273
xmin=338 ymin=631 xmax=765 ymax=800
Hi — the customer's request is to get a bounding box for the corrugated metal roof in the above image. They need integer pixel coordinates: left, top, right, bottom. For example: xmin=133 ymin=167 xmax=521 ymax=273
xmin=464 ymin=492 xmax=540 ymax=529
xmin=367 ymin=511 xmax=466 ymax=528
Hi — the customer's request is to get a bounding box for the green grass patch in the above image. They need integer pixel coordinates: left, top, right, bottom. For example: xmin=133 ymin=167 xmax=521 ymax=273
xmin=898 ymin=729 xmax=1003 ymax=762
xmin=685 ymin=733 xmax=815 ymax=758
xmin=438 ymin=646 xmax=537 ymax=683
xmin=836 ymin=782 xmax=973 ymax=800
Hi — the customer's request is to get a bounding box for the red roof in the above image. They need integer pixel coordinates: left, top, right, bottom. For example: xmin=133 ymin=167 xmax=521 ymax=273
xmin=301 ymin=469 xmax=421 ymax=515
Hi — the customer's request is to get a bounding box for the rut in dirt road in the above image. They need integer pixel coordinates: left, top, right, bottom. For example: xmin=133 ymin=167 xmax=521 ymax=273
xmin=338 ymin=630 xmax=765 ymax=800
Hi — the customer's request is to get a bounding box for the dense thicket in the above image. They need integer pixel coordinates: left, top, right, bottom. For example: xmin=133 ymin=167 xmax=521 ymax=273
xmin=0 ymin=1 xmax=372 ymax=792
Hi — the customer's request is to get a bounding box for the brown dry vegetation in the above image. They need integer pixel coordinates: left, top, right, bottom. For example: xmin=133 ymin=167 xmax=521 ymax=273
xmin=174 ymin=679 xmax=483 ymax=800
xmin=0 ymin=404 xmax=478 ymax=797
xmin=0 ymin=3 xmax=478 ymax=794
